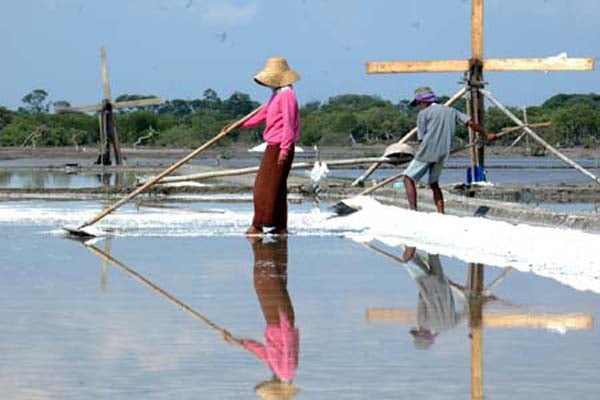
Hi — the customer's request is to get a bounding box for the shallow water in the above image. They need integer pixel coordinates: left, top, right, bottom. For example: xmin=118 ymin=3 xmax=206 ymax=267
xmin=1 ymin=199 xmax=599 ymax=399
xmin=331 ymin=165 xmax=600 ymax=186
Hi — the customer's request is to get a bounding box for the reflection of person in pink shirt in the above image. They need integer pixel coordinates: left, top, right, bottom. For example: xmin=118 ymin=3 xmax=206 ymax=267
xmin=242 ymin=236 xmax=300 ymax=399
xmin=237 ymin=57 xmax=301 ymax=236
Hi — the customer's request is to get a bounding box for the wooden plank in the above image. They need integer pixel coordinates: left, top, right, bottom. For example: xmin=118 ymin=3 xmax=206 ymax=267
xmin=55 ymin=103 xmax=103 ymax=114
xmin=367 ymin=57 xmax=595 ymax=74
xmin=112 ymin=97 xmax=164 ymax=110
xmin=366 ymin=59 xmax=470 ymax=74
xmin=366 ymin=308 xmax=594 ymax=330
xmin=156 ymin=157 xmax=393 ymax=184
xmin=484 ymin=57 xmax=595 ymax=71
xmin=471 ymin=0 xmax=484 ymax=59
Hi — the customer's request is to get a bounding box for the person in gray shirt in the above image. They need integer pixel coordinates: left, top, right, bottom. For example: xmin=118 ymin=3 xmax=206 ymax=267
xmin=403 ymin=87 xmax=496 ymax=213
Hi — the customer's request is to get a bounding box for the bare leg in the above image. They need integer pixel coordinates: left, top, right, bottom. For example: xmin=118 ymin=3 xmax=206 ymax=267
xmin=430 ymin=182 xmax=444 ymax=214
xmin=404 ymin=176 xmax=418 ymax=211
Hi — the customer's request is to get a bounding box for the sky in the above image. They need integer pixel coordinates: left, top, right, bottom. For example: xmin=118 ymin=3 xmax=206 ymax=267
xmin=1 ymin=0 xmax=599 ymax=110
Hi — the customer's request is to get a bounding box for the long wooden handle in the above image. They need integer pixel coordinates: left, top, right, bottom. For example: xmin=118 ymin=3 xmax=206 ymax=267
xmin=78 ymin=106 xmax=262 ymax=229
xmin=355 ymin=121 xmax=546 ymax=197
xmin=500 ymin=122 xmax=551 ymax=134
xmin=358 ymin=170 xmax=406 ymax=196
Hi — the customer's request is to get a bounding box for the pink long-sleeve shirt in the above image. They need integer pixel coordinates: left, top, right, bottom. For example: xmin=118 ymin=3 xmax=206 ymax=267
xmin=242 ymin=312 xmax=299 ymax=382
xmin=240 ymin=86 xmax=300 ymax=158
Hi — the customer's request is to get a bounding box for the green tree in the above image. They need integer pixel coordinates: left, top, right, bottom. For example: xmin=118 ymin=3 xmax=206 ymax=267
xmin=552 ymin=103 xmax=600 ymax=146
xmin=0 ymin=106 xmax=15 ymax=130
xmin=222 ymin=92 xmax=258 ymax=116
xmin=20 ymin=89 xmax=50 ymax=114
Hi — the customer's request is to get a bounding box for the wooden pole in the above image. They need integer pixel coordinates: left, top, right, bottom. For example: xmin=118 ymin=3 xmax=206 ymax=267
xmin=96 ymin=112 xmax=108 ymax=165
xmin=351 ymin=87 xmax=467 ymax=187
xmin=156 ymin=157 xmax=394 ymax=184
xmin=105 ymin=102 xmax=123 ymax=165
xmin=73 ymin=106 xmax=262 ymax=231
xmin=481 ymin=89 xmax=600 ymax=185
xmin=471 ymin=0 xmax=484 ymax=60
xmin=467 ymin=263 xmax=484 ymax=400
xmin=468 ymin=60 xmax=486 ymax=175
xmin=86 ymin=244 xmax=243 ymax=345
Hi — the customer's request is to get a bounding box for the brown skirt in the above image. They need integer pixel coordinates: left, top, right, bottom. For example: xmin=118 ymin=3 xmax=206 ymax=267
xmin=252 ymin=144 xmax=294 ymax=230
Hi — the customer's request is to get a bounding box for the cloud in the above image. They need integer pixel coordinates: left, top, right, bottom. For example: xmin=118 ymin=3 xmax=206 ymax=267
xmin=198 ymin=0 xmax=258 ymax=27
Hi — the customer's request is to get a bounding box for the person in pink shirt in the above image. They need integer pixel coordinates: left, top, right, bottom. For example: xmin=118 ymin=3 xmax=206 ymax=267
xmin=237 ymin=57 xmax=301 ymax=236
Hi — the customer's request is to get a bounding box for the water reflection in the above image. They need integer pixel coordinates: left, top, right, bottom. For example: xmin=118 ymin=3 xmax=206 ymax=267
xmin=243 ymin=236 xmax=299 ymax=399
xmin=83 ymin=236 xmax=299 ymax=399
xmin=365 ymin=244 xmax=594 ymax=400
xmin=0 ymin=170 xmax=134 ymax=188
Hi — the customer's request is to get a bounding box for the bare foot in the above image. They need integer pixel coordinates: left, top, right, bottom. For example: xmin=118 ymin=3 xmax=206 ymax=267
xmin=267 ymin=228 xmax=288 ymax=236
xmin=245 ymin=226 xmax=263 ymax=236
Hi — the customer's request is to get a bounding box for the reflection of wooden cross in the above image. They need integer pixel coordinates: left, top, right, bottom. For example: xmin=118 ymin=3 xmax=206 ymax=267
xmin=57 ymin=46 xmax=163 ymax=166
xmin=367 ymin=0 xmax=595 ymax=173
xmin=366 ymin=259 xmax=593 ymax=400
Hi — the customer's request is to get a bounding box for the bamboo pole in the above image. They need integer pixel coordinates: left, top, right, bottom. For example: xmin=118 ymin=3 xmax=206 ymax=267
xmin=70 ymin=106 xmax=262 ymax=232
xmin=350 ymin=87 xmax=468 ymax=187
xmin=155 ymin=157 xmax=393 ymax=184
xmin=481 ymin=89 xmax=600 ymax=185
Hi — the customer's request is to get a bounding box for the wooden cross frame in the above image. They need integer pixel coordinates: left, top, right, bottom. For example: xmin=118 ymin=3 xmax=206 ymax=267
xmin=366 ymin=0 xmax=595 ymax=176
xmin=57 ymin=46 xmax=164 ymax=166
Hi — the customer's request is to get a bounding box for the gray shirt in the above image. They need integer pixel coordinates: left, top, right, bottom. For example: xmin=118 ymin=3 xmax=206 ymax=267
xmin=415 ymin=103 xmax=471 ymax=162
xmin=410 ymin=254 xmax=461 ymax=333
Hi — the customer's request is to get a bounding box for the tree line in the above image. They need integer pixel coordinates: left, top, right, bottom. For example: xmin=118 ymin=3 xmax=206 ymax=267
xmin=1 ymin=88 xmax=600 ymax=150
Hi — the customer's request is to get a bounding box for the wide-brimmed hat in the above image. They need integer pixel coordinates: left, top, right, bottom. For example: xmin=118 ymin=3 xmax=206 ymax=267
xmin=410 ymin=327 xmax=438 ymax=349
xmin=383 ymin=142 xmax=415 ymax=164
xmin=409 ymin=86 xmax=437 ymax=106
xmin=254 ymin=57 xmax=300 ymax=89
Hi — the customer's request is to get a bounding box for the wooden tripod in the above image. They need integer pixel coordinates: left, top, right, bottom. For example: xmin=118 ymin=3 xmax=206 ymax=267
xmin=57 ymin=46 xmax=164 ymax=165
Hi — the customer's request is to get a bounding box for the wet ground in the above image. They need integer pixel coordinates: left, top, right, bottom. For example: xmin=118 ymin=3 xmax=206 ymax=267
xmin=1 ymin=196 xmax=600 ymax=399
xmin=1 ymin=154 xmax=599 ymax=399
xmin=1 ymin=228 xmax=599 ymax=399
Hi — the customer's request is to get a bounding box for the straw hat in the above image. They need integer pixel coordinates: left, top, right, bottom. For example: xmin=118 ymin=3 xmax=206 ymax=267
xmin=383 ymin=142 xmax=415 ymax=164
xmin=255 ymin=380 xmax=300 ymax=400
xmin=254 ymin=57 xmax=300 ymax=89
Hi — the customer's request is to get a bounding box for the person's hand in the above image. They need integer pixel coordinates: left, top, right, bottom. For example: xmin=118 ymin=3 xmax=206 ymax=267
xmin=486 ymin=133 xmax=497 ymax=142
xmin=222 ymin=330 xmax=238 ymax=344
xmin=223 ymin=122 xmax=236 ymax=132
xmin=277 ymin=153 xmax=288 ymax=167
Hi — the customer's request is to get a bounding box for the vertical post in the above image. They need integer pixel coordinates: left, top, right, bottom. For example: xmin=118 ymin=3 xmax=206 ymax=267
xmin=105 ymin=102 xmax=123 ymax=165
xmin=100 ymin=46 xmax=112 ymax=101
xmin=471 ymin=0 xmax=484 ymax=60
xmin=96 ymin=111 xmax=111 ymax=165
xmin=468 ymin=263 xmax=485 ymax=400
xmin=470 ymin=0 xmax=485 ymax=180
xmin=467 ymin=60 xmax=486 ymax=180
